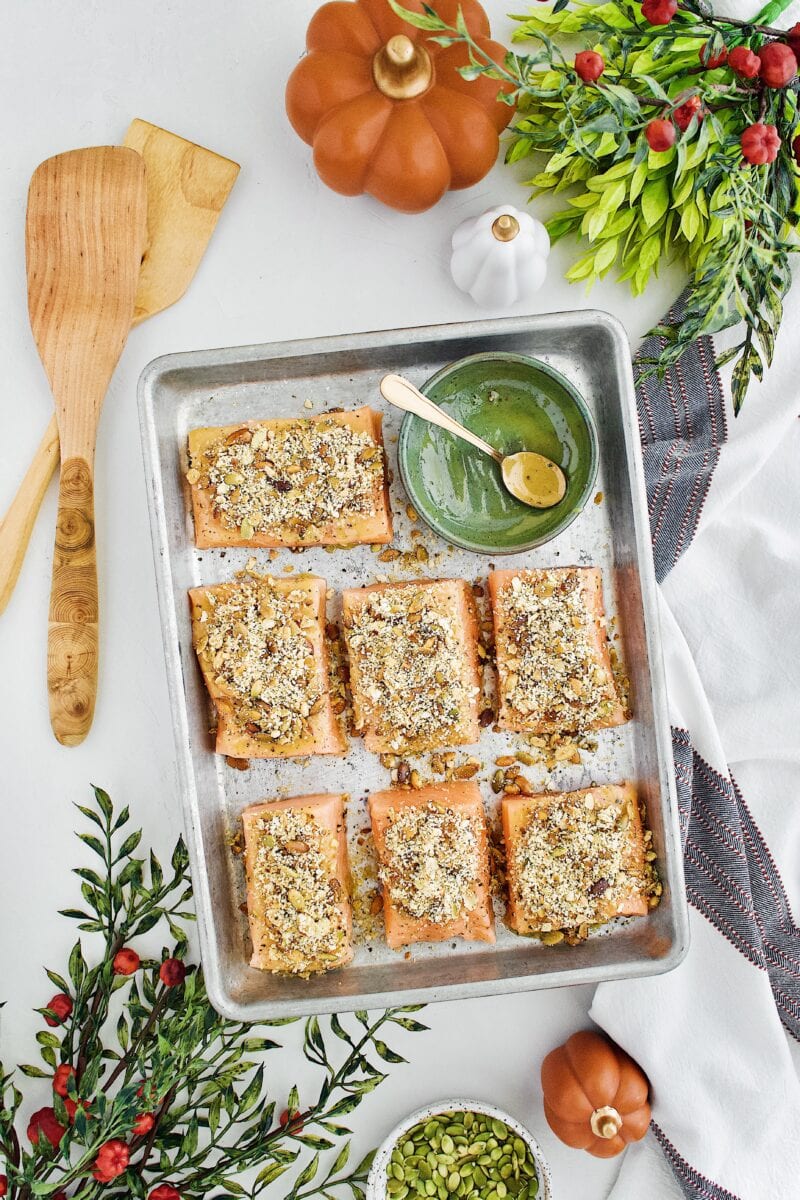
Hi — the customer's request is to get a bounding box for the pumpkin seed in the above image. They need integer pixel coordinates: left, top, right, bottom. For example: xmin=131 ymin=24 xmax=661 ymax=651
xmin=388 ymin=1111 xmax=539 ymax=1200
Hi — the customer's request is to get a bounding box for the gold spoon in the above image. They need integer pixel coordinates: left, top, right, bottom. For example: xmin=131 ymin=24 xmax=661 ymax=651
xmin=379 ymin=373 xmax=567 ymax=509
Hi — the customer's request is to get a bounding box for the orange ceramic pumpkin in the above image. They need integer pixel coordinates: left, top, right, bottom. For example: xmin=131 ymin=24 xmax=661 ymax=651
xmin=541 ymin=1031 xmax=651 ymax=1159
xmin=285 ymin=0 xmax=514 ymax=213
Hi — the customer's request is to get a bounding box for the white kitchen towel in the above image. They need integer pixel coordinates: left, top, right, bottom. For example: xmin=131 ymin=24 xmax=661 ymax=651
xmin=590 ymin=237 xmax=800 ymax=1198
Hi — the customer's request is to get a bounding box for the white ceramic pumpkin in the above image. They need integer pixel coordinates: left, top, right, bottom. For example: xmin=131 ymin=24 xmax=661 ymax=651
xmin=450 ymin=204 xmax=550 ymax=308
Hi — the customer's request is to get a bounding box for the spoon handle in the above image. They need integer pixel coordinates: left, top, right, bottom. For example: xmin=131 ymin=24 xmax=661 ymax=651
xmin=48 ymin=456 xmax=98 ymax=745
xmin=380 ymin=373 xmax=503 ymax=465
xmin=0 ymin=414 xmax=59 ymax=615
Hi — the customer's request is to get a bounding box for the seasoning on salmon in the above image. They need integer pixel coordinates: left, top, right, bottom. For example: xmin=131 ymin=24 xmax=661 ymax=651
xmin=503 ymin=783 xmax=650 ymax=936
xmin=488 ymin=566 xmax=628 ymax=735
xmin=369 ymin=782 xmax=495 ymax=949
xmin=242 ymin=794 xmax=353 ymax=975
xmin=342 ymin=578 xmax=482 ymax=754
xmin=189 ymin=571 xmax=346 ymax=759
xmin=186 ymin=407 xmax=392 ymax=548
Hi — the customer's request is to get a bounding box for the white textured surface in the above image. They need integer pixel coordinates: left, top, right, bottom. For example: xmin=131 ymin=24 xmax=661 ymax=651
xmin=0 ymin=3 xmax=689 ymax=1196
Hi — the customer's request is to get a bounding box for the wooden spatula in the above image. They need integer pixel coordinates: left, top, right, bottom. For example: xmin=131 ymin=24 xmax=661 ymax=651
xmin=26 ymin=147 xmax=147 ymax=744
xmin=0 ymin=121 xmax=239 ymax=618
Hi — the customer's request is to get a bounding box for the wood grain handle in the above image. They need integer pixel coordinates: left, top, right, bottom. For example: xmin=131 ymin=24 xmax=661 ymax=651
xmin=379 ymin=373 xmax=503 ymax=464
xmin=47 ymin=457 xmax=98 ymax=745
xmin=0 ymin=414 xmax=60 ymax=615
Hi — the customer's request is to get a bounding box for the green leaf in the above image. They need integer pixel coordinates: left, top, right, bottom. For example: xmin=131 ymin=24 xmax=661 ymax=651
xmin=93 ymin=785 xmax=113 ymax=821
xmin=254 ymin=1162 xmax=290 ymax=1187
xmin=598 ymin=180 xmax=626 ymax=214
xmin=387 ymin=0 xmax=447 ymax=31
xmin=330 ymin=1139 xmax=351 ymax=1176
xmin=639 ymin=233 xmax=662 ymax=270
xmin=117 ymin=830 xmax=143 ymax=859
xmin=629 ymin=160 xmax=649 ymax=203
xmin=594 ymin=237 xmax=619 ymax=272
xmin=241 ymin=1037 xmax=280 ymax=1052
xmin=19 ymin=1063 xmax=49 ymax=1077
xmin=68 ymin=941 xmax=86 ymax=988
xmin=641 ymin=177 xmax=669 ymax=228
xmin=583 ymin=206 xmax=608 ymax=241
xmin=75 ymin=803 xmax=105 ymax=830
xmin=294 ymin=1152 xmax=320 ymax=1190
xmin=324 ymin=1095 xmax=362 ymax=1118
xmin=680 ymin=202 xmax=701 ymax=242
xmin=45 ymin=969 xmax=70 ymax=992
xmin=372 ymin=1040 xmax=406 ymax=1065
xmin=78 ymin=834 xmax=106 ymax=860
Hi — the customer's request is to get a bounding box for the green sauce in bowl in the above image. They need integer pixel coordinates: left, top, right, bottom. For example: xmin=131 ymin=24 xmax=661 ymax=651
xmin=398 ymin=353 xmax=598 ymax=555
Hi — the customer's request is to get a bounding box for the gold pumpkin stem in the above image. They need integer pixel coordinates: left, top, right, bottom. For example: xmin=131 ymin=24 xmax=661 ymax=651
xmin=590 ymin=1106 xmax=623 ymax=1140
xmin=492 ymin=214 xmax=520 ymax=242
xmin=373 ymin=34 xmax=433 ymax=100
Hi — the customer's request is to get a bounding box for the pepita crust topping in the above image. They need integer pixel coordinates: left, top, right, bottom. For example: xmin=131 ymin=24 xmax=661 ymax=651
xmin=343 ymin=583 xmax=479 ymax=752
xmin=380 ymin=803 xmax=479 ymax=925
xmin=187 ymin=416 xmax=385 ymax=541
xmin=494 ymin=569 xmax=622 ymax=733
xmin=250 ymin=808 xmax=347 ymax=974
xmin=509 ymin=789 xmax=646 ymax=930
xmin=194 ymin=575 xmax=320 ymax=746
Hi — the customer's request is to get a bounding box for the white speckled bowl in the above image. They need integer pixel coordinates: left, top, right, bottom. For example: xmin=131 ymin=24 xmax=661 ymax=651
xmin=367 ymin=1099 xmax=554 ymax=1200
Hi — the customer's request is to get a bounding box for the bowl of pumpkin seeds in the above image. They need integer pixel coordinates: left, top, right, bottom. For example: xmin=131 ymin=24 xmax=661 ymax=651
xmin=367 ymin=1099 xmax=553 ymax=1200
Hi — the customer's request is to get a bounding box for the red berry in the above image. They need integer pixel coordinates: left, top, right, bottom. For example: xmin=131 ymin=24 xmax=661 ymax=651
xmin=700 ymin=40 xmax=727 ymax=69
xmin=133 ymin=1111 xmax=155 ymax=1137
xmin=741 ymin=122 xmax=781 ymax=164
xmin=673 ymin=95 xmax=703 ymax=132
xmin=574 ymin=50 xmax=604 ymax=83
xmin=0 ymin=1176 xmax=7 ymax=1197
xmin=758 ymin=42 xmax=797 ymax=88
xmin=113 ymin=947 xmax=140 ymax=976
xmin=44 ymin=993 xmax=73 ymax=1027
xmin=137 ymin=1079 xmax=161 ymax=1107
xmin=280 ymin=1108 xmax=305 ymax=1133
xmin=92 ymin=1139 xmax=130 ymax=1183
xmin=149 ymin=1187 xmax=181 ymax=1200
xmin=645 ymin=118 xmax=676 ymax=151
xmin=28 ymin=1106 xmax=66 ymax=1148
xmin=728 ymin=45 xmax=760 ymax=79
xmin=641 ymin=0 xmax=677 ymax=26
xmin=788 ymin=23 xmax=800 ymax=57
xmin=53 ymin=1064 xmax=75 ymax=1098
xmin=159 ymin=958 xmax=187 ymax=988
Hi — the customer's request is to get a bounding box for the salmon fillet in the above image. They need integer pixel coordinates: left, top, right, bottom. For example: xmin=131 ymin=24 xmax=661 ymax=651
xmin=187 ymin=407 xmax=392 ymax=549
xmin=242 ymin=793 xmax=353 ymax=975
xmin=488 ymin=566 xmax=628 ymax=734
xmin=342 ymin=578 xmax=482 ymax=755
xmin=369 ymin=782 xmax=495 ymax=949
xmin=503 ymin=783 xmax=649 ymax=935
xmin=189 ymin=572 xmax=346 ymax=759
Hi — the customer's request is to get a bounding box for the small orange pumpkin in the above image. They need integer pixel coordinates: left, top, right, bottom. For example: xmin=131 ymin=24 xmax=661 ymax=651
xmin=540 ymin=1031 xmax=651 ymax=1158
xmin=285 ymin=0 xmax=514 ymax=213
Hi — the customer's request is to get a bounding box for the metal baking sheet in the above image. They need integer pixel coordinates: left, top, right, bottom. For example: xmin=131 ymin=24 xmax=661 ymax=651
xmin=138 ymin=312 xmax=689 ymax=1021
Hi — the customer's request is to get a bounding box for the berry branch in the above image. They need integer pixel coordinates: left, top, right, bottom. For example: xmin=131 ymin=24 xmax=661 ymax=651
xmin=391 ymin=0 xmax=800 ymax=413
xmin=0 ymin=788 xmax=427 ymax=1200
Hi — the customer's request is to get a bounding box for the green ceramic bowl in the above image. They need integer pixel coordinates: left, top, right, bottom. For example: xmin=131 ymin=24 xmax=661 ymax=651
xmin=397 ymin=352 xmax=598 ymax=555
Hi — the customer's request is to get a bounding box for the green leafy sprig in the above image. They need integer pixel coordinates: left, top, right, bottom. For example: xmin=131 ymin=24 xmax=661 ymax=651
xmin=0 ymin=787 xmax=427 ymax=1200
xmin=391 ymin=0 xmax=800 ymax=413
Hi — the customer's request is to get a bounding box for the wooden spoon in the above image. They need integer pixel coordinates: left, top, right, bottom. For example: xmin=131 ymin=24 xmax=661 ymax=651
xmin=26 ymin=147 xmax=147 ymax=744
xmin=0 ymin=121 xmax=240 ymax=618
xmin=379 ymin=373 xmax=567 ymax=509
